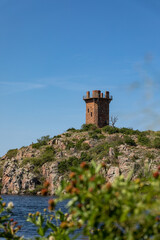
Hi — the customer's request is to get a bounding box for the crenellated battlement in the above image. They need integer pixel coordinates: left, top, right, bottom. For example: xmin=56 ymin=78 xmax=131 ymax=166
xmin=83 ymin=90 xmax=113 ymax=101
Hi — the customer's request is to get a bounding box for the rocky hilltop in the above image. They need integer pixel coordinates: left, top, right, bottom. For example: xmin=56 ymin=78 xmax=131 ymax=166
xmin=1 ymin=124 xmax=160 ymax=195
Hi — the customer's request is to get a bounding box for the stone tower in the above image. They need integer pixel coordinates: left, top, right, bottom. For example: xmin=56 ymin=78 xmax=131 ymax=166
xmin=83 ymin=90 xmax=112 ymax=128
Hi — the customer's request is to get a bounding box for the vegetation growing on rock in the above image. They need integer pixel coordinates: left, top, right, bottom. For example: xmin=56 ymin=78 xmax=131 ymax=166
xmin=1 ymin=124 xmax=160 ymax=195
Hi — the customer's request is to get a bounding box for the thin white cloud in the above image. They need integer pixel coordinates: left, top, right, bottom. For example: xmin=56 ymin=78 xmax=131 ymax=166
xmin=0 ymin=81 xmax=45 ymax=95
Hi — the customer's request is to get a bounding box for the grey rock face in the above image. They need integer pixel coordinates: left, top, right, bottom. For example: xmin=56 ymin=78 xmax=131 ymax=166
xmin=1 ymin=160 xmax=39 ymax=195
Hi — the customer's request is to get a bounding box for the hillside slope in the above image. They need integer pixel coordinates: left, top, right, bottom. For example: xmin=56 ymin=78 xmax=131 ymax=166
xmin=1 ymin=125 xmax=160 ymax=195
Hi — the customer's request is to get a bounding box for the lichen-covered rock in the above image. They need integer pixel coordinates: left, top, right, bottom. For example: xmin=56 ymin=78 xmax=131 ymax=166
xmin=1 ymin=160 xmax=39 ymax=194
xmin=118 ymin=156 xmax=135 ymax=179
xmin=107 ymin=166 xmax=120 ymax=182
xmin=109 ymin=147 xmax=115 ymax=158
xmin=54 ymin=139 xmax=66 ymax=150
xmin=41 ymin=162 xmax=61 ymax=195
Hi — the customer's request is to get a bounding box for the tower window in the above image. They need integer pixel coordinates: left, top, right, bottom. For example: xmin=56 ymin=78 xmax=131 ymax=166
xmin=91 ymin=112 xmax=92 ymax=117
xmin=88 ymin=108 xmax=89 ymax=113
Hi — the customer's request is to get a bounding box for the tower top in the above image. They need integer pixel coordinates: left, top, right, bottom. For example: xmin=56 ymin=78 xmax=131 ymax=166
xmin=83 ymin=90 xmax=112 ymax=101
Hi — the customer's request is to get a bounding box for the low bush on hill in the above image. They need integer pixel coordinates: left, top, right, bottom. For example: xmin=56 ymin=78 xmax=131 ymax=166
xmin=155 ymin=131 xmax=160 ymax=137
xmin=88 ymin=130 xmax=105 ymax=140
xmin=6 ymin=148 xmax=18 ymax=159
xmin=124 ymin=136 xmax=137 ymax=146
xmin=75 ymin=138 xmax=85 ymax=149
xmin=102 ymin=126 xmax=145 ymax=136
xmin=65 ymin=133 xmax=71 ymax=137
xmin=66 ymin=127 xmax=77 ymax=132
xmin=94 ymin=128 xmax=102 ymax=134
xmin=97 ymin=134 xmax=106 ymax=139
xmin=145 ymin=151 xmax=155 ymax=159
xmin=32 ymin=135 xmax=51 ymax=149
xmin=58 ymin=152 xmax=92 ymax=174
xmin=102 ymin=125 xmax=119 ymax=134
xmin=58 ymin=157 xmax=79 ymax=174
xmin=75 ymin=138 xmax=90 ymax=150
xmin=88 ymin=131 xmax=99 ymax=139
xmin=22 ymin=147 xmax=55 ymax=167
xmin=138 ymin=135 xmax=151 ymax=147
xmin=153 ymin=137 xmax=160 ymax=149
xmin=81 ymin=142 xmax=90 ymax=150
xmin=41 ymin=146 xmax=55 ymax=162
xmin=81 ymin=124 xmax=97 ymax=131
xmin=66 ymin=141 xmax=75 ymax=150
xmin=119 ymin=127 xmax=141 ymax=135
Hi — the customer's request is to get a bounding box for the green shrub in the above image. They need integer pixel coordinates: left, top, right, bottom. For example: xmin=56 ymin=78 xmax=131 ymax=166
xmin=41 ymin=146 xmax=55 ymax=162
xmin=22 ymin=157 xmax=37 ymax=166
xmin=66 ymin=141 xmax=75 ymax=150
xmin=66 ymin=127 xmax=76 ymax=132
xmin=81 ymin=143 xmax=90 ymax=150
xmin=32 ymin=135 xmax=51 ymax=149
xmin=32 ymin=142 xmax=42 ymax=149
xmin=113 ymin=147 xmax=120 ymax=159
xmin=37 ymin=135 xmax=50 ymax=144
xmin=58 ymin=153 xmax=92 ymax=174
xmin=80 ymin=152 xmax=92 ymax=162
xmin=153 ymin=137 xmax=160 ymax=149
xmin=75 ymin=138 xmax=86 ymax=150
xmin=22 ymin=147 xmax=55 ymax=167
xmin=138 ymin=135 xmax=151 ymax=147
xmin=119 ymin=127 xmax=140 ymax=135
xmin=58 ymin=157 xmax=80 ymax=174
xmin=102 ymin=126 xmax=144 ymax=136
xmin=65 ymin=133 xmax=71 ymax=137
xmin=22 ymin=157 xmax=47 ymax=167
xmin=102 ymin=125 xmax=119 ymax=134
xmin=94 ymin=128 xmax=102 ymax=134
xmin=6 ymin=148 xmax=18 ymax=159
xmin=91 ymin=142 xmax=109 ymax=155
xmin=81 ymin=124 xmax=97 ymax=131
xmin=124 ymin=136 xmax=136 ymax=146
xmin=155 ymin=131 xmax=160 ymax=137
xmin=145 ymin=152 xmax=155 ymax=159
xmin=88 ymin=131 xmax=99 ymax=139
xmin=53 ymin=134 xmax=61 ymax=139
xmin=72 ymin=138 xmax=78 ymax=142
xmin=88 ymin=128 xmax=105 ymax=140
xmin=97 ymin=134 xmax=106 ymax=139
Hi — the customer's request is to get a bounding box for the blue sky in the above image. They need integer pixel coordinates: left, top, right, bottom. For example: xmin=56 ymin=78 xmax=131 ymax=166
xmin=0 ymin=0 xmax=160 ymax=156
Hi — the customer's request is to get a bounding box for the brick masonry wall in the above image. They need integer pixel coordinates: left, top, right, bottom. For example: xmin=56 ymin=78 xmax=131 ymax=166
xmin=85 ymin=100 xmax=98 ymax=125
xmin=85 ymin=98 xmax=110 ymax=128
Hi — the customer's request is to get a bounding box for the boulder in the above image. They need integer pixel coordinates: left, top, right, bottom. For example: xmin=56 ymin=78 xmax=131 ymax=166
xmin=107 ymin=167 xmax=120 ymax=182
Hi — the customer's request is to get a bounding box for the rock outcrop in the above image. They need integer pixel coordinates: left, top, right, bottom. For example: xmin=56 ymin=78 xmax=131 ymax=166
xmin=42 ymin=162 xmax=62 ymax=195
xmin=1 ymin=160 xmax=40 ymax=194
xmin=1 ymin=129 xmax=160 ymax=195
